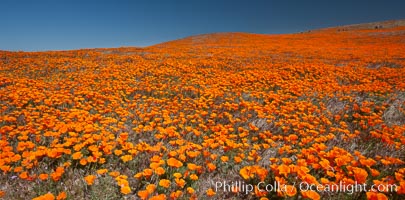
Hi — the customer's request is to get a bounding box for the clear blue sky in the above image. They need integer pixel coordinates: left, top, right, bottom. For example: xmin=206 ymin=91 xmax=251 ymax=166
xmin=1 ymin=0 xmax=405 ymax=51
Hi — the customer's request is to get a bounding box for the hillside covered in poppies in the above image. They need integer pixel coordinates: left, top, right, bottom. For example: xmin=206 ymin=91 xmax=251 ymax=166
xmin=1 ymin=20 xmax=405 ymax=199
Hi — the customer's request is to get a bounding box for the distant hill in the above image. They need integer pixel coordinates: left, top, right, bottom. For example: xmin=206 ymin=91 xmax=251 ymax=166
xmin=150 ymin=19 xmax=405 ymax=49
xmin=312 ymin=19 xmax=405 ymax=32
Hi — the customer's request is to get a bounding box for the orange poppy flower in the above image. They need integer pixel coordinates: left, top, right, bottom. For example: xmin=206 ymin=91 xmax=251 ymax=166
xmin=207 ymin=163 xmax=216 ymax=171
xmin=189 ymin=174 xmax=198 ymax=181
xmin=278 ymin=164 xmax=290 ymax=177
xmin=167 ymin=158 xmax=183 ymax=168
xmin=146 ymin=184 xmax=156 ymax=194
xmin=120 ymin=186 xmax=131 ymax=195
xmin=154 ymin=167 xmax=165 ymax=175
xmin=301 ymin=190 xmax=320 ymax=200
xmin=32 ymin=193 xmax=55 ymax=200
xmin=72 ymin=152 xmax=82 ymax=160
xmin=159 ymin=179 xmax=171 ymax=188
xmin=19 ymin=171 xmax=28 ymax=179
xmin=149 ymin=194 xmax=166 ymax=200
xmin=187 ymin=187 xmax=195 ymax=194
xmin=56 ymin=191 xmax=67 ymax=200
xmin=120 ymin=155 xmax=133 ymax=162
xmin=39 ymin=173 xmax=49 ymax=181
xmin=137 ymin=190 xmax=149 ymax=200
xmin=175 ymin=178 xmax=186 ymax=188
xmin=366 ymin=191 xmax=388 ymax=200
xmin=96 ymin=169 xmax=108 ymax=175
xmin=284 ymin=185 xmax=297 ymax=197
xmin=220 ymin=156 xmax=229 ymax=162
xmin=170 ymin=190 xmax=183 ymax=199
xmin=352 ymin=167 xmax=368 ymax=184
xmin=240 ymin=166 xmax=255 ymax=180
xmin=206 ymin=188 xmax=216 ymax=196
xmin=84 ymin=175 xmax=96 ymax=185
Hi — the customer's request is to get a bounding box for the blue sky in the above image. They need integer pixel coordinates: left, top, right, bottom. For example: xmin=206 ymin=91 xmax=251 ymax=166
xmin=1 ymin=0 xmax=405 ymax=51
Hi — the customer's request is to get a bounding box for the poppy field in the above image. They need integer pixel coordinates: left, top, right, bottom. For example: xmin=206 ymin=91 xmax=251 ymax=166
xmin=1 ymin=26 xmax=405 ymax=199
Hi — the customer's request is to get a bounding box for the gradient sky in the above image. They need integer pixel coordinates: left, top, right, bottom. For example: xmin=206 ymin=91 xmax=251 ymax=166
xmin=1 ymin=0 xmax=405 ymax=51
